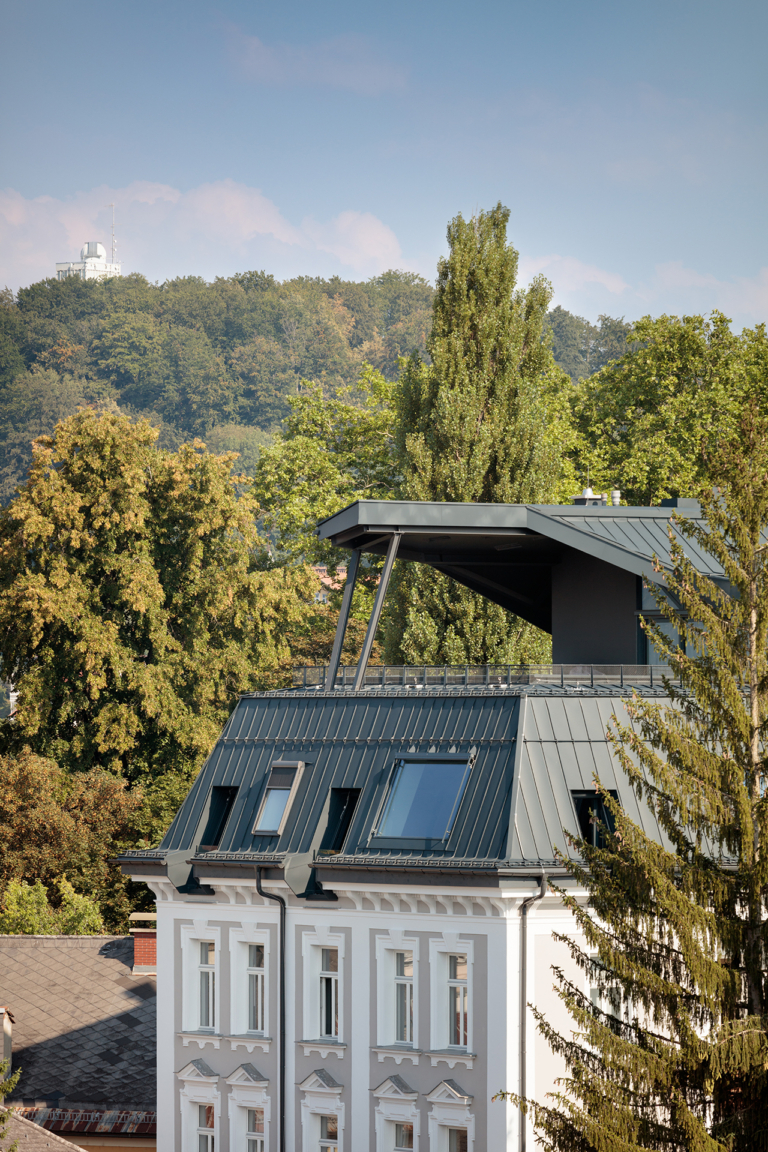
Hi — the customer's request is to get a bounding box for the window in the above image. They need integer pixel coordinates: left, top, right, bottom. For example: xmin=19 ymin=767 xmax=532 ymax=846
xmin=395 ymin=1122 xmax=414 ymax=1150
xmin=395 ymin=952 xmax=414 ymax=1045
xmin=429 ymin=935 xmax=473 ymax=1055
xmin=317 ymin=788 xmax=360 ymax=856
xmin=320 ymin=948 xmax=339 ymax=1038
xmin=448 ymin=1130 xmax=467 ymax=1152
xmin=199 ymin=942 xmax=215 ymax=1030
xmin=197 ymin=1105 xmax=215 ymax=1152
xmin=247 ymin=1108 xmax=265 ymax=1152
xmin=448 ymin=955 xmax=468 ymax=1047
xmin=571 ymin=790 xmax=618 ymax=849
xmin=320 ymin=1115 xmax=338 ymax=1152
xmin=253 ymin=762 xmax=304 ymax=834
xmin=377 ymin=758 xmax=471 ymax=840
xmin=248 ymin=945 xmax=266 ymax=1033
xmin=199 ymin=786 xmax=238 ymax=851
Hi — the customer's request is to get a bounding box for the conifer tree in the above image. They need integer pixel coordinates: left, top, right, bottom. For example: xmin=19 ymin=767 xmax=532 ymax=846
xmin=496 ymin=411 xmax=768 ymax=1150
xmin=384 ymin=203 xmax=574 ymax=664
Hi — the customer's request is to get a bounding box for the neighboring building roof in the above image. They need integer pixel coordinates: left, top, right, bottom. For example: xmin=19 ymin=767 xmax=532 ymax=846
xmin=2 ymin=1113 xmax=84 ymax=1150
xmin=120 ymin=684 xmax=669 ymax=890
xmin=0 ymin=936 xmax=156 ymax=1115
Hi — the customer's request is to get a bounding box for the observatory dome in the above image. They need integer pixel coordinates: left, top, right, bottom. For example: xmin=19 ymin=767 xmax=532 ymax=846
xmin=80 ymin=241 xmax=107 ymax=261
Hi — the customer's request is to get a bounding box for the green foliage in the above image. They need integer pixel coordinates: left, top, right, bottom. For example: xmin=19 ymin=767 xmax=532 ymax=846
xmin=385 ymin=203 xmax=575 ymax=664
xmin=573 ymin=312 xmax=768 ymax=504
xmin=498 ymin=411 xmax=768 ymax=1150
xmin=0 ymin=269 xmax=435 ymax=500
xmin=0 ymin=409 xmax=317 ymax=782
xmin=544 ymin=305 xmax=636 ymax=382
xmin=0 ymin=748 xmax=142 ymax=931
xmin=0 ymin=877 xmax=103 ymax=935
xmin=0 ymin=1055 xmax=21 ymax=1148
xmin=254 ymin=362 xmax=396 ymax=567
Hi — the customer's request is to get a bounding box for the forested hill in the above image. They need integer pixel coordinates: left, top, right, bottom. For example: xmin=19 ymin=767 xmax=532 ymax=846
xmin=0 ymin=269 xmax=630 ymax=503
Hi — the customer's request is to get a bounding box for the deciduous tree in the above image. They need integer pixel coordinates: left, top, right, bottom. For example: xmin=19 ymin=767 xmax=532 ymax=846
xmin=0 ymin=410 xmax=316 ymax=783
xmin=385 ymin=203 xmax=575 ymax=665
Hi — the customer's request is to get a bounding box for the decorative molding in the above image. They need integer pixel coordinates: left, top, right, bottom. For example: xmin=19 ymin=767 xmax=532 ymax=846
xmin=299 ymin=1040 xmax=346 ymax=1059
xmin=227 ymin=1035 xmax=272 ymax=1053
xmin=372 ymin=1046 xmax=421 ymax=1065
xmin=178 ymin=1031 xmax=221 ymax=1050
xmin=427 ymin=1049 xmax=476 ymax=1069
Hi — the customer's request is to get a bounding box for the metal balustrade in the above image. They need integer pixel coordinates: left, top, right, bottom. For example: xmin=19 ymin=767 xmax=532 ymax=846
xmin=292 ymin=663 xmax=677 ymax=689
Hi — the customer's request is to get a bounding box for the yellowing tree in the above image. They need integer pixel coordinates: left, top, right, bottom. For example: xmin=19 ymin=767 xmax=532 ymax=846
xmin=0 ymin=410 xmax=316 ymax=783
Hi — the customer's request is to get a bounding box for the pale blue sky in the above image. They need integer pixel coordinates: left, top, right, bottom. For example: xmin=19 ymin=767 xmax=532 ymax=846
xmin=1 ymin=0 xmax=766 ymax=327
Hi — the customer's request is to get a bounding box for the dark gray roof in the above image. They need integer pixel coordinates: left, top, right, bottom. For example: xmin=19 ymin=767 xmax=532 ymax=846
xmin=120 ymin=685 xmax=668 ymax=882
xmin=311 ymin=1068 xmax=341 ymax=1088
xmin=0 ymin=936 xmax=155 ymax=1111
xmin=2 ymin=1114 xmax=84 ymax=1150
xmin=316 ymin=499 xmax=720 ymax=630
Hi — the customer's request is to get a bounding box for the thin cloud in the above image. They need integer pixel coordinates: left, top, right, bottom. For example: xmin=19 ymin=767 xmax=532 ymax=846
xmin=0 ymin=181 xmax=406 ymax=289
xmin=229 ymin=28 xmax=407 ymax=96
xmin=519 ymin=254 xmax=629 ymax=296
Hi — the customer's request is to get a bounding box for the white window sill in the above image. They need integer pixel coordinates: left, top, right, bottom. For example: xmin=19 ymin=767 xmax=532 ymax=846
xmin=298 ymin=1038 xmax=347 ymax=1059
xmin=426 ymin=1048 xmax=476 ymax=1069
xmin=178 ymin=1031 xmax=221 ymax=1050
xmin=227 ymin=1034 xmax=272 ymax=1053
xmin=372 ymin=1045 xmax=422 ymax=1065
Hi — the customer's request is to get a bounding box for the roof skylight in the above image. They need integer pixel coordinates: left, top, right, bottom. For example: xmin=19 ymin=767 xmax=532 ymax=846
xmin=377 ymin=758 xmax=471 ymax=841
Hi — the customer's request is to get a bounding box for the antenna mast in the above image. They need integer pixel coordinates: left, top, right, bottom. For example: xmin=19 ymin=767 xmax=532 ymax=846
xmin=106 ymin=202 xmax=116 ymax=264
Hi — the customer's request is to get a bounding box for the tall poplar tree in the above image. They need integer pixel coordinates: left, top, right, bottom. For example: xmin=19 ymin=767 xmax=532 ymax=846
xmin=384 ymin=202 xmax=574 ymax=664
xmin=497 ymin=412 xmax=768 ymax=1150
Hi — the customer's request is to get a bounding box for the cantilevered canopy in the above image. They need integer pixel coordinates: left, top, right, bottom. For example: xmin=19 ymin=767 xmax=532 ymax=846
xmin=316 ymin=497 xmax=717 ymax=633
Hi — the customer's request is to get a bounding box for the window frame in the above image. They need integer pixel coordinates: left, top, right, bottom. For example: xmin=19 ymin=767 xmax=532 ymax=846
xmin=302 ymin=930 xmax=345 ymax=1045
xmin=428 ymin=935 xmax=474 ymax=1054
xmin=197 ymin=1103 xmax=215 ymax=1152
xmin=224 ymin=1065 xmax=271 ymax=1152
xmin=252 ymin=760 xmax=306 ymax=836
xmin=369 ymin=753 xmax=473 ymax=849
xmin=199 ymin=941 xmax=216 ymax=1031
xmin=181 ymin=923 xmax=221 ymax=1035
xmin=228 ymin=927 xmax=271 ymax=1040
xmin=571 ymin=789 xmax=619 ymax=850
xmin=319 ymin=948 xmax=340 ymax=1040
xmin=375 ymin=931 xmax=420 ymax=1051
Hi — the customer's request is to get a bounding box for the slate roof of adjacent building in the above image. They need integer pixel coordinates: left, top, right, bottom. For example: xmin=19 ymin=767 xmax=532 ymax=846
xmin=0 ymin=936 xmax=156 ymax=1113
xmin=1 ymin=1113 xmax=84 ymax=1150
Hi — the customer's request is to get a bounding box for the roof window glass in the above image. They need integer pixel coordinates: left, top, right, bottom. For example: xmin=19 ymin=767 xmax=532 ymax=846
xmin=378 ymin=759 xmax=470 ymax=840
xmin=253 ymin=762 xmax=304 ymax=834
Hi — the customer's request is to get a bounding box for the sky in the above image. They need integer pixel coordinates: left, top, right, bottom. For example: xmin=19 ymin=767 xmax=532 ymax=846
xmin=1 ymin=0 xmax=766 ymax=328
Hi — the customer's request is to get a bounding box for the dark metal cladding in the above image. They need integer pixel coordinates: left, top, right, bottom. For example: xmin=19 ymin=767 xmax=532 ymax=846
xmin=141 ymin=686 xmax=669 ymax=878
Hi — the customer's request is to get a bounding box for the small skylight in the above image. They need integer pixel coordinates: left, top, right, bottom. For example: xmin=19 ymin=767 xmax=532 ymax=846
xmin=377 ymin=758 xmax=471 ymax=840
xmin=253 ymin=762 xmax=304 ymax=834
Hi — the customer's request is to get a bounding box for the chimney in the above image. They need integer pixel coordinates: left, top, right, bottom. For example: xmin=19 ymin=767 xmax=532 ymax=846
xmin=129 ymin=912 xmax=157 ymax=975
xmin=1 ymin=1005 xmax=13 ymax=1073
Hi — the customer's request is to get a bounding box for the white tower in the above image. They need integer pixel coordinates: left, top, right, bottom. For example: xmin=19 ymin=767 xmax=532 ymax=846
xmin=56 ymin=240 xmax=121 ymax=282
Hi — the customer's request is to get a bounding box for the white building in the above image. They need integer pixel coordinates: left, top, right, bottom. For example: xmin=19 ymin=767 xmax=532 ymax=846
xmin=55 ymin=240 xmax=121 ymax=281
xmin=119 ymin=495 xmax=712 ymax=1151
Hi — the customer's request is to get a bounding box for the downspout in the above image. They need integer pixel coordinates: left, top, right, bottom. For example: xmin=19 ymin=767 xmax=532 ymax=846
xmin=519 ymin=871 xmax=548 ymax=1152
xmin=257 ymin=867 xmax=286 ymax=1152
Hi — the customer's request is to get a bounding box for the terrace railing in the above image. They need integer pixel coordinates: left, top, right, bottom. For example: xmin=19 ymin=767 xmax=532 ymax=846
xmin=292 ymin=663 xmax=677 ymax=690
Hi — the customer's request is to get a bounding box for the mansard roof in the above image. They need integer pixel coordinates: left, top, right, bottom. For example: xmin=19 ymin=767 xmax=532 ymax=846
xmin=120 ymin=682 xmax=670 ymax=886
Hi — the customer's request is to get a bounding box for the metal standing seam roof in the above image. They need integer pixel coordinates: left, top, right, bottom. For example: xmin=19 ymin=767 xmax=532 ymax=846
xmin=133 ymin=687 xmax=670 ymax=875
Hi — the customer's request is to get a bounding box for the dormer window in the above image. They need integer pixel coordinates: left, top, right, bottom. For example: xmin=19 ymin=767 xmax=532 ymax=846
xmin=253 ymin=761 xmax=304 ymax=835
xmin=377 ymin=757 xmax=471 ymax=841
xmin=571 ymin=790 xmax=619 ymax=849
